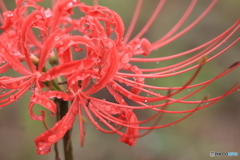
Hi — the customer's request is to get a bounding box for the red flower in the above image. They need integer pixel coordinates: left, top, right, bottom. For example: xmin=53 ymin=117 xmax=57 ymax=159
xmin=0 ymin=0 xmax=73 ymax=120
xmin=0 ymin=0 xmax=239 ymax=156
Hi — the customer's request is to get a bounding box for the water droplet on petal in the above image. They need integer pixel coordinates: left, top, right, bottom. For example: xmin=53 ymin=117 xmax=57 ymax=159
xmin=67 ymin=2 xmax=73 ymax=7
xmin=58 ymin=47 xmax=64 ymax=54
xmin=7 ymin=12 xmax=13 ymax=17
xmin=54 ymin=36 xmax=60 ymax=41
xmin=44 ymin=9 xmax=52 ymax=18
xmin=121 ymin=54 xmax=129 ymax=63
xmin=48 ymin=134 xmax=58 ymax=142
xmin=107 ymin=42 xmax=113 ymax=48
xmin=46 ymin=75 xmax=52 ymax=81
xmin=46 ymin=102 xmax=52 ymax=109
xmin=59 ymin=41 xmax=63 ymax=45
xmin=38 ymin=142 xmax=48 ymax=151
xmin=63 ymin=125 xmax=68 ymax=130
xmin=35 ymin=15 xmax=42 ymax=19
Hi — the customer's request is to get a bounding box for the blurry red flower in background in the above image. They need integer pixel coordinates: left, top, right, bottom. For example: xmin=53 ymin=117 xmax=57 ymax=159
xmin=0 ymin=0 xmax=239 ymax=157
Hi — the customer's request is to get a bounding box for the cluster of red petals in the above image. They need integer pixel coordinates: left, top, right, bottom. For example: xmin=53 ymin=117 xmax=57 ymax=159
xmin=0 ymin=0 xmax=239 ymax=155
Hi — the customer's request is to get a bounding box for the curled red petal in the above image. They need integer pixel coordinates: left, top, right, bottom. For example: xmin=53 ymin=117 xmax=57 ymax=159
xmin=119 ymin=109 xmax=139 ymax=146
xmin=34 ymin=97 xmax=78 ymax=155
xmin=29 ymin=94 xmax=57 ymax=121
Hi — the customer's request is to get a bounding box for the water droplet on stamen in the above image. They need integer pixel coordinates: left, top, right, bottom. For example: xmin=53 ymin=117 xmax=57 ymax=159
xmin=127 ymin=95 xmax=133 ymax=99
xmin=9 ymin=95 xmax=17 ymax=101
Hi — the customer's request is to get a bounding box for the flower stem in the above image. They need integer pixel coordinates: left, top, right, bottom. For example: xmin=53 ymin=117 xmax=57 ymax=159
xmin=54 ymin=98 xmax=73 ymax=160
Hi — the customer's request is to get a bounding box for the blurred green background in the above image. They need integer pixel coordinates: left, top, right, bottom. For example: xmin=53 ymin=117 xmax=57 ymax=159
xmin=0 ymin=0 xmax=239 ymax=160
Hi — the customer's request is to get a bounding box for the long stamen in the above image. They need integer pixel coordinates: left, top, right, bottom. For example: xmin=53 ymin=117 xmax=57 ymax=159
xmin=133 ymin=0 xmax=166 ymax=40
xmin=124 ymin=0 xmax=144 ymax=44
xmin=152 ymin=0 xmax=218 ymax=50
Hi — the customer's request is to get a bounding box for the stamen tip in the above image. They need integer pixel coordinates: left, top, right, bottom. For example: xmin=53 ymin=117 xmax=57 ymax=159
xmin=199 ymin=56 xmax=207 ymax=65
xmin=229 ymin=61 xmax=239 ymax=68
xmin=203 ymin=94 xmax=210 ymax=101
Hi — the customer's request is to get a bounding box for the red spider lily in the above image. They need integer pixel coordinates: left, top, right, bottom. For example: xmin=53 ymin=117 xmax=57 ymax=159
xmin=0 ymin=0 xmax=74 ymax=120
xmin=0 ymin=0 xmax=239 ymax=156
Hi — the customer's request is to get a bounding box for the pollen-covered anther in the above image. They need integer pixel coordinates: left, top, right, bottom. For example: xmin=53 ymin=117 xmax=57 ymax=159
xmin=198 ymin=56 xmax=208 ymax=65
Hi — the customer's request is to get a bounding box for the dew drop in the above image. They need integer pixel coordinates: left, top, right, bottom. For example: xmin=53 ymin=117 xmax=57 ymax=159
xmin=58 ymin=47 xmax=64 ymax=54
xmin=121 ymin=54 xmax=129 ymax=63
xmin=46 ymin=75 xmax=52 ymax=81
xmin=46 ymin=102 xmax=52 ymax=109
xmin=54 ymin=36 xmax=60 ymax=41
xmin=107 ymin=41 xmax=113 ymax=48
xmin=48 ymin=134 xmax=57 ymax=142
xmin=35 ymin=15 xmax=42 ymax=19
xmin=112 ymin=84 xmax=117 ymax=89
xmin=38 ymin=142 xmax=48 ymax=151
xmin=59 ymin=41 xmax=63 ymax=45
xmin=67 ymin=2 xmax=73 ymax=7
xmin=9 ymin=95 xmax=17 ymax=101
xmin=7 ymin=12 xmax=13 ymax=17
xmin=63 ymin=125 xmax=68 ymax=130
xmin=187 ymin=89 xmax=191 ymax=91
xmin=156 ymin=61 xmax=160 ymax=64
xmin=44 ymin=9 xmax=52 ymax=18
xmin=127 ymin=95 xmax=133 ymax=99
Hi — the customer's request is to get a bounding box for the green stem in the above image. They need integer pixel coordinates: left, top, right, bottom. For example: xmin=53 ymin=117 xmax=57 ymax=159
xmin=54 ymin=98 xmax=73 ymax=160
